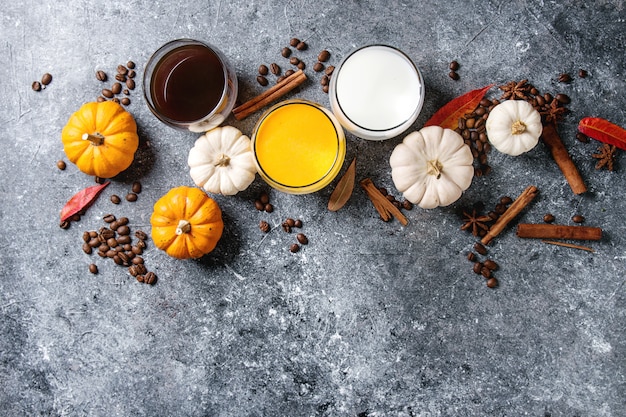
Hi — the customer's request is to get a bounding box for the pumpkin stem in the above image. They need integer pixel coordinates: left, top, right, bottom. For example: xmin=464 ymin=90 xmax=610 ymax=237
xmin=214 ymin=153 xmax=231 ymax=167
xmin=427 ymin=159 xmax=443 ymax=179
xmin=511 ymin=120 xmax=527 ymax=135
xmin=82 ymin=132 xmax=105 ymax=146
xmin=175 ymin=219 xmax=192 ymax=235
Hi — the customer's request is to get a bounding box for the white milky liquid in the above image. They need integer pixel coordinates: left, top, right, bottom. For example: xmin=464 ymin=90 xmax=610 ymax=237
xmin=333 ymin=45 xmax=423 ymax=133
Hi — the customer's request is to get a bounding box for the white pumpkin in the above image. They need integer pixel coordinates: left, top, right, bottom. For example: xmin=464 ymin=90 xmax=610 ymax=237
xmin=486 ymin=100 xmax=543 ymax=156
xmin=188 ymin=126 xmax=257 ymax=195
xmin=390 ymin=126 xmax=474 ymax=209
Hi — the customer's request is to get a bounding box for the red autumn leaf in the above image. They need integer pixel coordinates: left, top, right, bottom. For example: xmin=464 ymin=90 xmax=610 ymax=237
xmin=424 ymin=84 xmax=494 ymax=130
xmin=578 ymin=117 xmax=626 ymax=151
xmin=60 ymin=181 xmax=110 ymax=221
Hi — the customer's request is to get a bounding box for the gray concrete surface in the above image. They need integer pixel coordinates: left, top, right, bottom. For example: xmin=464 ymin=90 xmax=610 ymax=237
xmin=1 ymin=1 xmax=625 ymax=416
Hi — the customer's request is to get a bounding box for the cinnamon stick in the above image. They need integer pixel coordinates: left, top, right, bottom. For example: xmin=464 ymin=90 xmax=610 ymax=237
xmin=481 ymin=185 xmax=538 ymax=245
xmin=232 ymin=70 xmax=307 ymax=120
xmin=517 ymin=223 xmax=602 ymax=241
xmin=359 ymin=178 xmax=408 ymax=226
xmin=541 ymin=123 xmax=587 ymax=194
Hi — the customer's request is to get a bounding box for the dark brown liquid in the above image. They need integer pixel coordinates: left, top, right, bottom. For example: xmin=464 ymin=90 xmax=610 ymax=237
xmin=151 ymin=44 xmax=226 ymax=122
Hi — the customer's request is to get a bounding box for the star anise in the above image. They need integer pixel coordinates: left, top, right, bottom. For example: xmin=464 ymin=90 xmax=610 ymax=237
xmin=540 ymin=98 xmax=568 ymax=124
xmin=592 ymin=143 xmax=617 ymax=171
xmin=460 ymin=209 xmax=493 ymax=236
xmin=499 ymin=79 xmax=532 ymax=101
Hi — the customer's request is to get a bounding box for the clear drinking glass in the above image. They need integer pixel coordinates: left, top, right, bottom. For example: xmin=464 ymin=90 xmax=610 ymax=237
xmin=329 ymin=44 xmax=425 ymax=141
xmin=143 ymin=39 xmax=238 ymax=132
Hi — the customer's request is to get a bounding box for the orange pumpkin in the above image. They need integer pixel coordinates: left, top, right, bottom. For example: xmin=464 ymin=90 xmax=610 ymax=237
xmin=150 ymin=186 xmax=224 ymax=259
xmin=61 ymin=101 xmax=139 ymax=178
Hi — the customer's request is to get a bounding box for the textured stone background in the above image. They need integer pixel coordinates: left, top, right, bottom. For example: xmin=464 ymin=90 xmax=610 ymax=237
xmin=1 ymin=1 xmax=625 ymax=416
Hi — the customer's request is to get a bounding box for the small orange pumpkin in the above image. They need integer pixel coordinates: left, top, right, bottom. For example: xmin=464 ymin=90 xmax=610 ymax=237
xmin=150 ymin=186 xmax=224 ymax=259
xmin=61 ymin=101 xmax=139 ymax=178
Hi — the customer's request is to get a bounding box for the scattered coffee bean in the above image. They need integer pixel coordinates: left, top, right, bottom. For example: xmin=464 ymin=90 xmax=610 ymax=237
xmin=115 ymin=73 xmax=127 ymax=82
xmin=276 ymin=76 xmax=286 ymax=84
xmin=132 ymin=256 xmax=144 ymax=265
xmin=320 ymin=75 xmax=329 ymax=86
xmin=131 ymin=181 xmax=142 ymax=194
xmin=144 ymin=271 xmax=157 ymax=285
xmin=111 ymin=82 xmax=122 ymax=94
xmin=297 ymin=61 xmax=306 ymax=70
xmin=260 ymin=220 xmax=270 ymax=233
xmin=257 ymin=75 xmax=269 ymax=86
xmin=117 ymin=64 xmax=128 ymax=75
xmin=117 ymin=225 xmax=130 ymax=236
xmin=270 ymin=63 xmax=281 ymax=75
xmin=126 ymin=61 xmax=135 ymax=69
xmin=467 ymin=252 xmax=476 ymax=262
xmin=449 ymin=71 xmax=459 ymax=80
xmin=125 ymin=192 xmax=138 ymax=202
xmin=89 ymin=264 xmax=98 ymax=274
xmin=296 ymin=233 xmax=308 ymax=245
xmin=481 ymin=266 xmax=492 ymax=279
xmin=296 ymin=41 xmax=307 ymax=51
xmin=126 ymin=78 xmax=136 ymax=90
xmin=322 ymin=85 xmax=329 ymax=94
xmin=500 ymin=196 xmax=513 ymax=205
xmin=294 ymin=219 xmax=302 ymax=228
xmin=449 ymin=60 xmax=460 ymax=71
xmin=290 ymin=243 xmax=300 ymax=253
xmin=111 ymin=98 xmax=120 ymax=104
xmin=557 ymin=73 xmax=572 ymax=83
xmin=285 ymin=69 xmax=295 ymax=77
xmin=318 ymin=50 xmax=330 ymax=62
xmin=576 ymin=132 xmax=589 ymax=143
xmin=258 ymin=64 xmax=269 ymax=75
xmin=56 ymin=160 xmax=66 ymax=170
xmin=313 ymin=62 xmax=324 ymax=72
xmin=121 ymin=98 xmax=130 ymax=106
xmin=474 ymin=242 xmax=488 ymax=255
xmin=254 ymin=200 xmax=265 ymax=211
xmin=96 ymin=70 xmax=107 ymax=81
xmin=60 ymin=220 xmax=70 ymax=229
xmin=572 ymin=214 xmax=585 ymax=223
xmin=289 ymin=56 xmax=300 ymax=66
xmin=543 ymin=213 xmax=555 ymax=223
xmin=289 ymin=38 xmax=300 ymax=47
xmin=486 ymin=277 xmax=498 ymax=288
xmin=97 ymin=96 xmax=106 ymax=103
xmin=259 ymin=192 xmax=269 ymax=204
xmin=578 ymin=69 xmax=588 ymax=78
xmin=82 ymin=242 xmax=93 ymax=255
xmin=110 ymin=194 xmax=121 ymax=204
xmin=473 ymin=262 xmax=483 ymax=274
xmin=32 ymin=81 xmax=42 ymax=91
xmin=102 ymin=214 xmax=116 ymax=223
xmin=128 ymin=70 xmax=136 ymax=79
xmin=483 ymin=259 xmax=498 ymax=271
xmin=324 ymin=65 xmax=335 ymax=76
xmin=555 ymin=93 xmax=570 ymax=104
xmin=281 ymin=47 xmax=292 ymax=58
xmin=102 ymin=88 xmax=114 ymax=98
xmin=41 ymin=73 xmax=52 ymax=85
xmin=264 ymin=203 xmax=273 ymax=213
xmin=135 ymin=230 xmax=148 ymax=241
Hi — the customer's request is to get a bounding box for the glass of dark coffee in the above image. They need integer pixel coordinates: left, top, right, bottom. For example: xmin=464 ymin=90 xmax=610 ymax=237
xmin=143 ymin=39 xmax=238 ymax=132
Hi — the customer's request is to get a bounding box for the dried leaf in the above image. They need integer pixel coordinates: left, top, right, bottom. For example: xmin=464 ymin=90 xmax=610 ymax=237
xmin=424 ymin=84 xmax=494 ymax=130
xmin=328 ymin=157 xmax=356 ymax=212
xmin=60 ymin=181 xmax=110 ymax=221
xmin=578 ymin=117 xmax=626 ymax=151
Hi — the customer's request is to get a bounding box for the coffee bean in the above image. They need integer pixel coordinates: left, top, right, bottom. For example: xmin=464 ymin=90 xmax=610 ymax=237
xmin=289 ymin=243 xmax=300 ymax=253
xmin=131 ymin=245 xmax=143 ymax=255
xmin=481 ymin=266 xmax=492 ymax=278
xmin=125 ymin=193 xmax=138 ymax=202
xmin=126 ymin=61 xmax=135 ymax=69
xmin=82 ymin=231 xmax=91 ymax=243
xmin=111 ymin=97 xmax=120 ymax=104
xmin=98 ymin=243 xmax=109 ymax=253
xmin=264 ymin=203 xmax=273 ymax=213
xmin=494 ymin=203 xmax=507 ymax=215
xmin=136 ymin=239 xmax=146 ymax=249
xmin=102 ymin=88 xmax=114 ymax=98
xmin=276 ymin=76 xmax=286 ymax=84
xmin=500 ymin=196 xmax=513 ymax=205
xmin=297 ymin=61 xmax=306 ymax=70
xmin=449 ymin=60 xmax=460 ymax=71
xmin=578 ymin=69 xmax=588 ymax=78
xmin=258 ymin=64 xmax=269 ymax=75
xmin=473 ymin=262 xmax=483 ymax=274
xmin=107 ymin=237 xmax=118 ymax=248
xmin=89 ymin=264 xmax=98 ymax=274
xmin=118 ymin=252 xmax=130 ymax=265
xmin=135 ymin=230 xmax=148 ymax=241
xmin=82 ymin=242 xmax=92 ymax=254
xmin=285 ymin=69 xmax=295 ymax=77
xmin=401 ymin=200 xmax=413 ymax=210
xmin=121 ymin=98 xmax=130 ymax=106
xmin=123 ymin=89 xmax=130 ymax=95
xmin=105 ymin=249 xmax=116 ymax=258
xmin=289 ymin=57 xmax=300 ymax=66
xmin=313 ymin=62 xmax=324 ymax=72
xmin=110 ymin=194 xmax=121 ymax=204
xmin=296 ymin=41 xmax=307 ymax=51
xmin=543 ymin=213 xmax=555 ymax=223
xmin=259 ymin=220 xmax=270 ymax=233
xmin=113 ymin=255 xmax=124 ymax=266
xmin=126 ymin=78 xmax=136 ymax=90
xmin=117 ymin=217 xmax=129 ymax=226
xmin=320 ymin=75 xmax=329 ymax=86
xmin=60 ymin=220 xmax=70 ymax=229
xmin=572 ymin=214 xmax=585 ymax=223
xmin=115 ymin=73 xmax=127 ymax=83
xmin=296 ymin=233 xmax=308 ymax=245
xmin=32 ymin=81 xmax=42 ymax=91
xmin=117 ymin=64 xmax=128 ymax=75
xmin=318 ymin=50 xmax=330 ymax=62
xmin=285 ymin=218 xmax=295 ymax=228
xmin=448 ymin=71 xmax=459 ymax=80
xmin=555 ymin=93 xmax=570 ymax=104
xmin=103 ymin=214 xmax=115 ymax=223
xmin=41 ymin=73 xmax=52 ymax=85
xmin=486 ymin=277 xmax=498 ymax=288
xmin=324 ymin=65 xmax=335 ymax=76
xmin=132 ymin=256 xmax=144 ymax=265
xmin=55 ymin=159 xmax=66 ymax=170
xmin=294 ymin=219 xmax=302 ymax=228
xmin=100 ymin=228 xmax=115 ymax=239
xmin=281 ymin=47 xmax=292 ymax=58
xmin=256 ymin=75 xmax=268 ymax=86
xmin=467 ymin=252 xmax=476 ymax=262
xmin=322 ymin=85 xmax=329 ymax=94
xmin=557 ymin=73 xmax=572 ymax=83
xmin=282 ymin=223 xmax=291 ymax=233
xmin=111 ymin=82 xmax=122 ymax=95
xmin=576 ymin=132 xmax=589 ymax=143
xmin=96 ymin=70 xmax=107 ymax=81
xmin=129 ymin=181 xmax=142 ymax=194
xmin=117 ymin=225 xmax=130 ymax=236
xmin=474 ymin=242 xmax=487 ymax=255
xmin=254 ymin=200 xmax=264 ymax=211
xmin=483 ymin=259 xmax=498 ymax=270
xmin=144 ymin=271 xmax=157 ymax=285
xmin=128 ymin=70 xmax=136 ymax=79
xmin=97 ymin=96 xmax=106 ymax=102
xmin=270 ymin=63 xmax=281 ymax=75
xmin=289 ymin=38 xmax=300 ymax=47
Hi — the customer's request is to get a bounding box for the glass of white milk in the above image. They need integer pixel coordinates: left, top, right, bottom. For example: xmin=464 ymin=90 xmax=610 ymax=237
xmin=329 ymin=45 xmax=425 ymax=141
